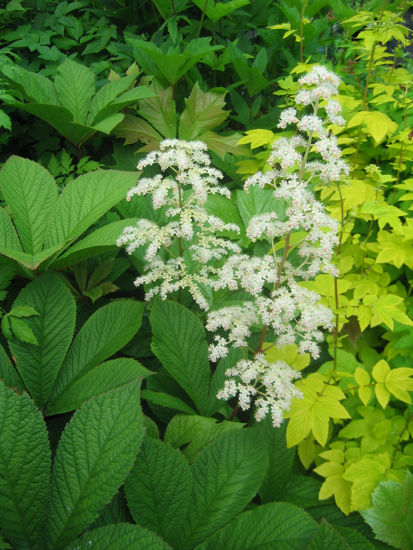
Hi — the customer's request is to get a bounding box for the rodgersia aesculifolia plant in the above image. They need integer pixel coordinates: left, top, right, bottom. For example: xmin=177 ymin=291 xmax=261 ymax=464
xmin=118 ymin=66 xmax=349 ymax=427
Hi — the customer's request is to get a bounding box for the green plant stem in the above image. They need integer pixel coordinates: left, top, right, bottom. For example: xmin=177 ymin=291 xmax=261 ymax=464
xmin=333 ymin=183 xmax=345 ymax=374
xmin=299 ymin=0 xmax=307 ymax=63
xmin=391 ymin=100 xmax=407 ymax=204
xmin=196 ymin=0 xmax=209 ymax=38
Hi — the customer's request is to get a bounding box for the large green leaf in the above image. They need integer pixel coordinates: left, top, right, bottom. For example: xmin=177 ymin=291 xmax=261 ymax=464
xmin=44 ymin=170 xmax=137 ymax=248
xmin=0 ymin=156 xmax=58 ymax=254
xmin=87 ymin=75 xmax=136 ymax=125
xmin=0 ymin=344 xmax=23 ymax=392
xmin=0 ymin=208 xmax=22 ymax=250
xmin=0 ymin=243 xmax=63 ymax=271
xmin=137 ymin=80 xmax=177 ymax=139
xmin=54 ymin=59 xmax=95 ymax=125
xmin=48 ymin=358 xmax=150 ymax=414
xmin=150 ymin=300 xmax=211 ymax=415
xmin=258 ymin=418 xmax=296 ymax=503
xmin=8 ymin=273 xmax=75 ymax=409
xmin=179 ymin=82 xmax=228 ymax=140
xmin=164 ymin=414 xmax=244 ymax=461
xmin=46 ymin=381 xmax=144 ymax=549
xmin=236 ymin=186 xmax=285 ymax=227
xmin=65 ymin=524 xmax=172 ymax=549
xmin=0 ymin=380 xmax=51 ymax=550
xmin=362 ymin=473 xmax=413 ymax=550
xmin=195 ymin=502 xmax=318 ymax=550
xmin=1 ymin=63 xmax=59 ymax=104
xmin=308 ymin=520 xmax=353 ymax=550
xmin=141 ymin=390 xmax=197 ymax=415
xmin=191 ymin=0 xmax=250 ymax=22
xmin=179 ymin=428 xmax=268 ymax=549
xmin=48 ymin=300 xmax=144 ymax=407
xmin=52 ymin=218 xmax=139 ymax=270
xmin=125 ymin=437 xmax=192 ymax=545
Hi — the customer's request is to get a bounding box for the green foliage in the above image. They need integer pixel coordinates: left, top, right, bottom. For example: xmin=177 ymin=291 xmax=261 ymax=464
xmin=362 ymin=472 xmax=413 ymax=550
xmin=150 ymin=299 xmax=212 ymax=416
xmin=125 ymin=437 xmax=192 ymax=546
xmin=2 ymin=59 xmax=152 ymax=146
xmin=1 ymin=2 xmax=413 ymax=549
xmin=0 ymin=380 xmax=51 ymax=550
xmin=0 ymin=156 xmax=138 ymax=271
xmin=46 ymin=381 xmax=144 ymax=549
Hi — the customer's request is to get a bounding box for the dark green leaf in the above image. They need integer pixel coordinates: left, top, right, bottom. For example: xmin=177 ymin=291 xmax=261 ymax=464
xmin=46 ymin=381 xmax=145 ymax=549
xmin=0 ymin=380 xmax=51 ymax=549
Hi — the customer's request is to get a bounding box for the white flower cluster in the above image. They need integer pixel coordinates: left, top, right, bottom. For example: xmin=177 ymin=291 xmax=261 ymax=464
xmin=217 ymin=354 xmax=303 ymax=427
xmin=203 ymin=66 xmax=346 ymax=426
xmin=118 ymin=67 xmax=345 ymax=428
xmin=117 ymin=139 xmax=239 ymax=310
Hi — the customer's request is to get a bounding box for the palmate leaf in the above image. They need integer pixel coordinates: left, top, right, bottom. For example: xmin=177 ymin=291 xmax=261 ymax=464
xmin=8 ymin=273 xmax=75 ymax=408
xmin=0 ymin=208 xmax=23 ymax=250
xmin=125 ymin=437 xmax=192 ymax=546
xmin=179 ymin=428 xmax=268 ymax=549
xmin=0 ymin=380 xmax=51 ymax=550
xmin=46 ymin=381 xmax=145 ymax=549
xmin=150 ymin=300 xmax=211 ymax=415
xmin=65 ymin=524 xmax=171 ymax=550
xmin=0 ymin=156 xmax=58 ymax=254
xmin=48 ymin=300 xmax=144 ymax=410
xmin=195 ymin=502 xmax=318 ymax=550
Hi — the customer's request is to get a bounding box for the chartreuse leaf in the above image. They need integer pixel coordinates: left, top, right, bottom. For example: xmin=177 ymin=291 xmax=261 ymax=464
xmin=46 ymin=381 xmax=144 ymax=549
xmin=347 ymin=111 xmax=398 ymax=145
xmin=8 ymin=273 xmax=75 ymax=409
xmin=343 ymin=454 xmax=390 ymax=511
xmin=238 ymin=129 xmax=275 ymax=149
xmin=150 ymin=300 xmax=211 ymax=415
xmin=258 ymin=417 xmax=296 ymax=503
xmin=49 ymin=358 xmax=150 ymax=414
xmin=44 ymin=170 xmax=138 ymax=248
xmin=179 ymin=428 xmax=268 ymax=549
xmin=0 ymin=380 xmax=51 ymax=549
xmin=65 ymin=524 xmax=172 ymax=549
xmin=164 ymin=414 xmax=244 ymax=461
xmin=195 ymin=502 xmax=318 ymax=550
xmin=372 ymin=359 xmax=413 ymax=408
xmin=287 ymin=373 xmax=350 ymax=447
xmin=0 ymin=156 xmax=58 ymax=254
xmin=315 ymin=446 xmax=353 ymax=515
xmin=48 ymin=300 xmax=144 ymax=409
xmin=363 ymin=294 xmax=413 ymax=330
xmin=362 ymin=472 xmax=413 ymax=550
xmin=125 ymin=437 xmax=192 ymax=546
xmin=354 ymin=367 xmax=372 ymax=406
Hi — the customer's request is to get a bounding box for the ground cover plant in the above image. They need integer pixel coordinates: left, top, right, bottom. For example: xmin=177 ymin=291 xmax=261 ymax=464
xmin=0 ymin=1 xmax=412 ymax=549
